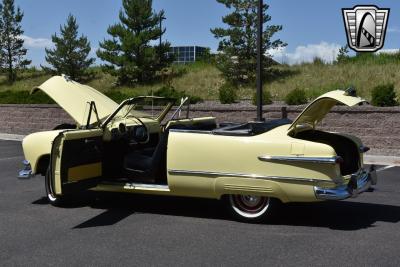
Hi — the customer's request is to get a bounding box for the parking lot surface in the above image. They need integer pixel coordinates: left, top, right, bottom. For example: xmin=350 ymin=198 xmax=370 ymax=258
xmin=1 ymin=140 xmax=400 ymax=266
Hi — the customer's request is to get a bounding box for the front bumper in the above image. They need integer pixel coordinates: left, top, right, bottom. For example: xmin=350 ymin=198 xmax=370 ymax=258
xmin=314 ymin=166 xmax=377 ymax=201
xmin=18 ymin=160 xmax=34 ymax=179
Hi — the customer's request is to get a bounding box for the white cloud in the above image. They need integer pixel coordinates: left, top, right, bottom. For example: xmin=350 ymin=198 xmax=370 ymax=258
xmin=376 ymin=48 xmax=399 ymax=54
xmin=21 ymin=35 xmax=52 ymax=49
xmin=269 ymin=41 xmax=342 ymax=65
xmin=388 ymin=27 xmax=400 ymax=33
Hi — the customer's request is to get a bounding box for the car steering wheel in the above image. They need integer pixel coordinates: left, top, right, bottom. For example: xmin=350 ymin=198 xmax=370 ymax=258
xmin=132 ymin=117 xmax=149 ymax=143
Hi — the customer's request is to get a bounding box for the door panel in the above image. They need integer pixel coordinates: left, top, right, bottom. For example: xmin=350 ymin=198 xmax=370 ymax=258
xmin=51 ymin=129 xmax=104 ymax=195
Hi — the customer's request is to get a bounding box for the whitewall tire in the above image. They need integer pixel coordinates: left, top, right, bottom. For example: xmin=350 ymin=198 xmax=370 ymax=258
xmin=226 ymin=194 xmax=278 ymax=222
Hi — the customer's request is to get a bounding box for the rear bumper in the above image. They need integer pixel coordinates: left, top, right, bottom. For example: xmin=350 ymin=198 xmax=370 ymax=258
xmin=314 ymin=166 xmax=377 ymax=201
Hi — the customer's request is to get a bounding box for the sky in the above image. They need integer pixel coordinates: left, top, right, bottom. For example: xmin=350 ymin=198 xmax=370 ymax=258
xmin=16 ymin=0 xmax=400 ymax=66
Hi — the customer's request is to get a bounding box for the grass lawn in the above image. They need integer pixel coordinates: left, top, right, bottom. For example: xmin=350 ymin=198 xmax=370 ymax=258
xmin=0 ymin=53 xmax=399 ymax=104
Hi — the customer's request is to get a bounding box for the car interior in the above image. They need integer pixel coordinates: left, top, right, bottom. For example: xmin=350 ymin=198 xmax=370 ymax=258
xmin=95 ymin=97 xmax=293 ymax=186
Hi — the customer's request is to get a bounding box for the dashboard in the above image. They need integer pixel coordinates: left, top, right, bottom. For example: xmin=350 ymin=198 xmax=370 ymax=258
xmin=110 ymin=123 xmax=148 ymax=143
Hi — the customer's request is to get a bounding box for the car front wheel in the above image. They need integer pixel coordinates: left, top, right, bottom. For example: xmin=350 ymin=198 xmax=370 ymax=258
xmin=226 ymin=194 xmax=278 ymax=222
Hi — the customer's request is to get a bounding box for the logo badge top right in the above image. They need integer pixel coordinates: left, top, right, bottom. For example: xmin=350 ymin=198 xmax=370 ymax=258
xmin=342 ymin=5 xmax=390 ymax=52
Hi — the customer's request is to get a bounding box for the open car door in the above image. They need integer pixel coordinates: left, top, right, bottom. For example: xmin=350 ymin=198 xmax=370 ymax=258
xmin=50 ymin=129 xmax=104 ymax=196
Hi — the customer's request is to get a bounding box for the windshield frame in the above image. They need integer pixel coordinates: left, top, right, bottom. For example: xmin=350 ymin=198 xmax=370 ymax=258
xmin=101 ymin=96 xmax=176 ymax=128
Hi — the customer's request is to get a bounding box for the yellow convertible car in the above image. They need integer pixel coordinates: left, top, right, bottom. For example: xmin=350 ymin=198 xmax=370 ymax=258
xmin=19 ymin=75 xmax=377 ymax=222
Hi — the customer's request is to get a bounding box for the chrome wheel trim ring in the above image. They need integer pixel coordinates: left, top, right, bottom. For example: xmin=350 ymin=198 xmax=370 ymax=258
xmin=230 ymin=195 xmax=270 ymax=219
xmin=46 ymin=172 xmax=58 ymax=202
xmin=47 ymin=192 xmax=57 ymax=202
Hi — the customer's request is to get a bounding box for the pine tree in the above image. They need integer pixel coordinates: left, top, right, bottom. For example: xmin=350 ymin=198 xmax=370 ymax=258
xmin=211 ymin=0 xmax=286 ymax=84
xmin=97 ymin=0 xmax=172 ymax=85
xmin=43 ymin=15 xmax=95 ymax=81
xmin=0 ymin=0 xmax=31 ymax=83
xmin=336 ymin=44 xmax=350 ymax=63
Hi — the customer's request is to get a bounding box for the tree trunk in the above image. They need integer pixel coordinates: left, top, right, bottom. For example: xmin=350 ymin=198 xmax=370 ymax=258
xmin=7 ymin=47 xmax=14 ymax=83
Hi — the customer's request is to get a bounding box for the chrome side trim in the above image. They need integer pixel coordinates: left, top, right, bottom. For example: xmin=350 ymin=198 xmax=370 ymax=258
xmin=168 ymin=169 xmax=334 ymax=184
xmin=123 ymin=183 xmax=170 ymax=191
xmin=18 ymin=160 xmax=34 ymax=179
xmin=258 ymin=155 xmax=340 ymax=164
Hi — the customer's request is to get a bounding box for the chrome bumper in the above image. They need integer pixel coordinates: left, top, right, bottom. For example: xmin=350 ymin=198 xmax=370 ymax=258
xmin=18 ymin=160 xmax=34 ymax=179
xmin=314 ymin=166 xmax=377 ymax=201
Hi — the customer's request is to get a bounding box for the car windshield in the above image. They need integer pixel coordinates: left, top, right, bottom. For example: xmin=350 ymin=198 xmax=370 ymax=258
xmin=113 ymin=97 xmax=175 ymax=121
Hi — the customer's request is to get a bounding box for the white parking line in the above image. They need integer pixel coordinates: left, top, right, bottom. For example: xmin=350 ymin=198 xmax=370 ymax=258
xmin=376 ymin=165 xmax=395 ymax=172
xmin=0 ymin=156 xmax=23 ymax=162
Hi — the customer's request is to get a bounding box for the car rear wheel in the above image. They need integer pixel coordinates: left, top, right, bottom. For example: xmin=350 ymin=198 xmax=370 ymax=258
xmin=226 ymin=194 xmax=278 ymax=222
xmin=45 ymin=167 xmax=65 ymax=206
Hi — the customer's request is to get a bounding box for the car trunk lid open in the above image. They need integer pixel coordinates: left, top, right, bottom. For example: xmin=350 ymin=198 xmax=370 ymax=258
xmin=288 ymin=90 xmax=367 ymax=133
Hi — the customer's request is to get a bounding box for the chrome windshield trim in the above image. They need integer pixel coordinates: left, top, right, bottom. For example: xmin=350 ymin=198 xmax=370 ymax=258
xmin=258 ymin=155 xmax=339 ymax=164
xmin=168 ymin=169 xmax=334 ymax=184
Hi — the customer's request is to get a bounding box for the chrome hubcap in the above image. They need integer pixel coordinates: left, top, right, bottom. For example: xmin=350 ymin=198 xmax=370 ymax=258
xmin=241 ymin=195 xmax=262 ymax=207
xmin=230 ymin=194 xmax=270 ymax=218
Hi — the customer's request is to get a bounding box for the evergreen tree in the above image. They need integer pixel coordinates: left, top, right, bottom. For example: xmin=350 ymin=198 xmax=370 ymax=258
xmin=336 ymin=44 xmax=350 ymax=63
xmin=97 ymin=0 xmax=172 ymax=85
xmin=211 ymin=0 xmax=286 ymax=84
xmin=43 ymin=15 xmax=95 ymax=81
xmin=0 ymin=0 xmax=31 ymax=82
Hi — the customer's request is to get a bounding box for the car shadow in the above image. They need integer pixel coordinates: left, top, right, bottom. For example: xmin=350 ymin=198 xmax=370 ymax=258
xmin=32 ymin=192 xmax=400 ymax=231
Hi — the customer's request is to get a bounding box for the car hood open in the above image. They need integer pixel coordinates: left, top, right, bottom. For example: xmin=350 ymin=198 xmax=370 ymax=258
xmin=32 ymin=76 xmax=118 ymax=126
xmin=288 ymin=90 xmax=367 ymax=133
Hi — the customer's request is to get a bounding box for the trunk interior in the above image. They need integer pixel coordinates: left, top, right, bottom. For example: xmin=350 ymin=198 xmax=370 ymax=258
xmin=292 ymin=130 xmax=360 ymax=176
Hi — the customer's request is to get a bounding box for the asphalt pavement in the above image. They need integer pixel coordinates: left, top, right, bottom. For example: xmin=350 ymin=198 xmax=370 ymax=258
xmin=1 ymin=140 xmax=400 ymax=266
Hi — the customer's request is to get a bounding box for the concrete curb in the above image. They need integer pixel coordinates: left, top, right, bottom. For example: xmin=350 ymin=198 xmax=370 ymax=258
xmin=0 ymin=133 xmax=398 ymax=166
xmin=0 ymin=133 xmax=24 ymax=142
xmin=364 ymin=155 xmax=400 ymax=167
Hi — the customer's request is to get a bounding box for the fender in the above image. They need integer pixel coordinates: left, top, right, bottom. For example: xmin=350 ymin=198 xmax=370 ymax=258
xmin=22 ymin=130 xmax=64 ymax=174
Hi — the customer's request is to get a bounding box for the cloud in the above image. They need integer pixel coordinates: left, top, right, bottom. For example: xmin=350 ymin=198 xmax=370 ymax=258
xmin=387 ymin=27 xmax=400 ymax=33
xmin=21 ymin=35 xmax=52 ymax=49
xmin=376 ymin=48 xmax=399 ymax=54
xmin=269 ymin=42 xmax=342 ymax=65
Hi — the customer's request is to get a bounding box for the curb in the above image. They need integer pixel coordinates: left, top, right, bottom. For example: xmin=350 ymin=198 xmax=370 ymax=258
xmin=0 ymin=133 xmax=24 ymax=142
xmin=364 ymin=155 xmax=400 ymax=167
xmin=0 ymin=133 xmax=398 ymax=166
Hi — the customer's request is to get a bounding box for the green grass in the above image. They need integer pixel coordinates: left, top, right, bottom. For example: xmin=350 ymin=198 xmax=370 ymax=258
xmin=0 ymin=53 xmax=399 ymax=104
xmin=268 ymin=53 xmax=400 ymax=101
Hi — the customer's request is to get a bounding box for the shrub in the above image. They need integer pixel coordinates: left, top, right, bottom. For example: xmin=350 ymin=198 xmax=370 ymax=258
xmin=285 ymin=88 xmax=308 ymax=105
xmin=0 ymin=90 xmax=54 ymax=104
xmin=371 ymin=84 xmax=398 ymax=107
xmin=104 ymin=91 xmax=137 ymax=103
xmin=312 ymin=57 xmax=325 ymax=65
xmin=151 ymin=85 xmax=203 ymax=104
xmin=218 ymin=82 xmax=237 ymax=104
xmin=252 ymin=90 xmax=273 ymax=105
